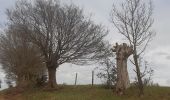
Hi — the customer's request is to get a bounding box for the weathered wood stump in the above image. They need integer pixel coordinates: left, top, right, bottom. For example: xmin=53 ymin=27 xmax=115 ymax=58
xmin=112 ymin=43 xmax=133 ymax=95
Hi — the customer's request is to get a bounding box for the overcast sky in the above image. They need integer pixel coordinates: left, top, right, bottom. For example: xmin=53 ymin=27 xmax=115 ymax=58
xmin=0 ymin=0 xmax=170 ymax=89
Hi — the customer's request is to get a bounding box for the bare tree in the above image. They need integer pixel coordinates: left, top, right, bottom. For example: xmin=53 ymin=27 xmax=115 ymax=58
xmin=97 ymin=57 xmax=117 ymax=89
xmin=0 ymin=27 xmax=46 ymax=88
xmin=139 ymin=58 xmax=154 ymax=86
xmin=6 ymin=0 xmax=109 ymax=88
xmin=133 ymin=59 xmax=154 ymax=87
xmin=110 ymin=0 xmax=155 ymax=95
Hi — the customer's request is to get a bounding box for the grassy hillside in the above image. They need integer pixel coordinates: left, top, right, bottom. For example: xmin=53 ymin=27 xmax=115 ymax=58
xmin=0 ymin=85 xmax=170 ymax=100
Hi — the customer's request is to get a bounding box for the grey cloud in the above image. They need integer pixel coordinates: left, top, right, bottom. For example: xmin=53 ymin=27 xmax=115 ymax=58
xmin=167 ymin=79 xmax=170 ymax=85
xmin=166 ymin=56 xmax=170 ymax=60
xmin=154 ymin=52 xmax=170 ymax=60
xmin=156 ymin=52 xmax=169 ymax=56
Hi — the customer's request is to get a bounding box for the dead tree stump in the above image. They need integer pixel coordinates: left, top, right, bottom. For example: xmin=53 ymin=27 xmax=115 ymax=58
xmin=112 ymin=43 xmax=133 ymax=95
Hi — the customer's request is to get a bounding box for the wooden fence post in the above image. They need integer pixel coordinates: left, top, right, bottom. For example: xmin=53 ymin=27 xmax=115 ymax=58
xmin=75 ymin=73 xmax=78 ymax=85
xmin=92 ymin=71 xmax=94 ymax=86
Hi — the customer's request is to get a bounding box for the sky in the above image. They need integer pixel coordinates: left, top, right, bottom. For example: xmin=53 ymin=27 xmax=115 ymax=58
xmin=0 ymin=0 xmax=170 ymax=89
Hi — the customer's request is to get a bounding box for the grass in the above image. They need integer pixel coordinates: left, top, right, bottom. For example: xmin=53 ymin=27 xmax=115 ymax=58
xmin=0 ymin=85 xmax=170 ymax=100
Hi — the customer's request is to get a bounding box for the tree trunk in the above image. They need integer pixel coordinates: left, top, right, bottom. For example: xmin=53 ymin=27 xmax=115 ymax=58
xmin=122 ymin=59 xmax=130 ymax=89
xmin=133 ymin=51 xmax=144 ymax=96
xmin=116 ymin=58 xmax=130 ymax=95
xmin=113 ymin=43 xmax=132 ymax=95
xmin=47 ymin=67 xmax=57 ymax=88
xmin=16 ymin=75 xmax=32 ymax=88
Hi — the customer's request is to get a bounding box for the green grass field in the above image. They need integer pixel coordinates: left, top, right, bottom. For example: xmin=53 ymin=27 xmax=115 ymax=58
xmin=0 ymin=85 xmax=170 ymax=100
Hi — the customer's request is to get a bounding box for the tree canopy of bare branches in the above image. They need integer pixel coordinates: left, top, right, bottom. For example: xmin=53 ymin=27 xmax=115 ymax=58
xmin=6 ymin=0 xmax=109 ymax=88
xmin=0 ymin=26 xmax=46 ymax=87
xmin=110 ymin=0 xmax=155 ymax=96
